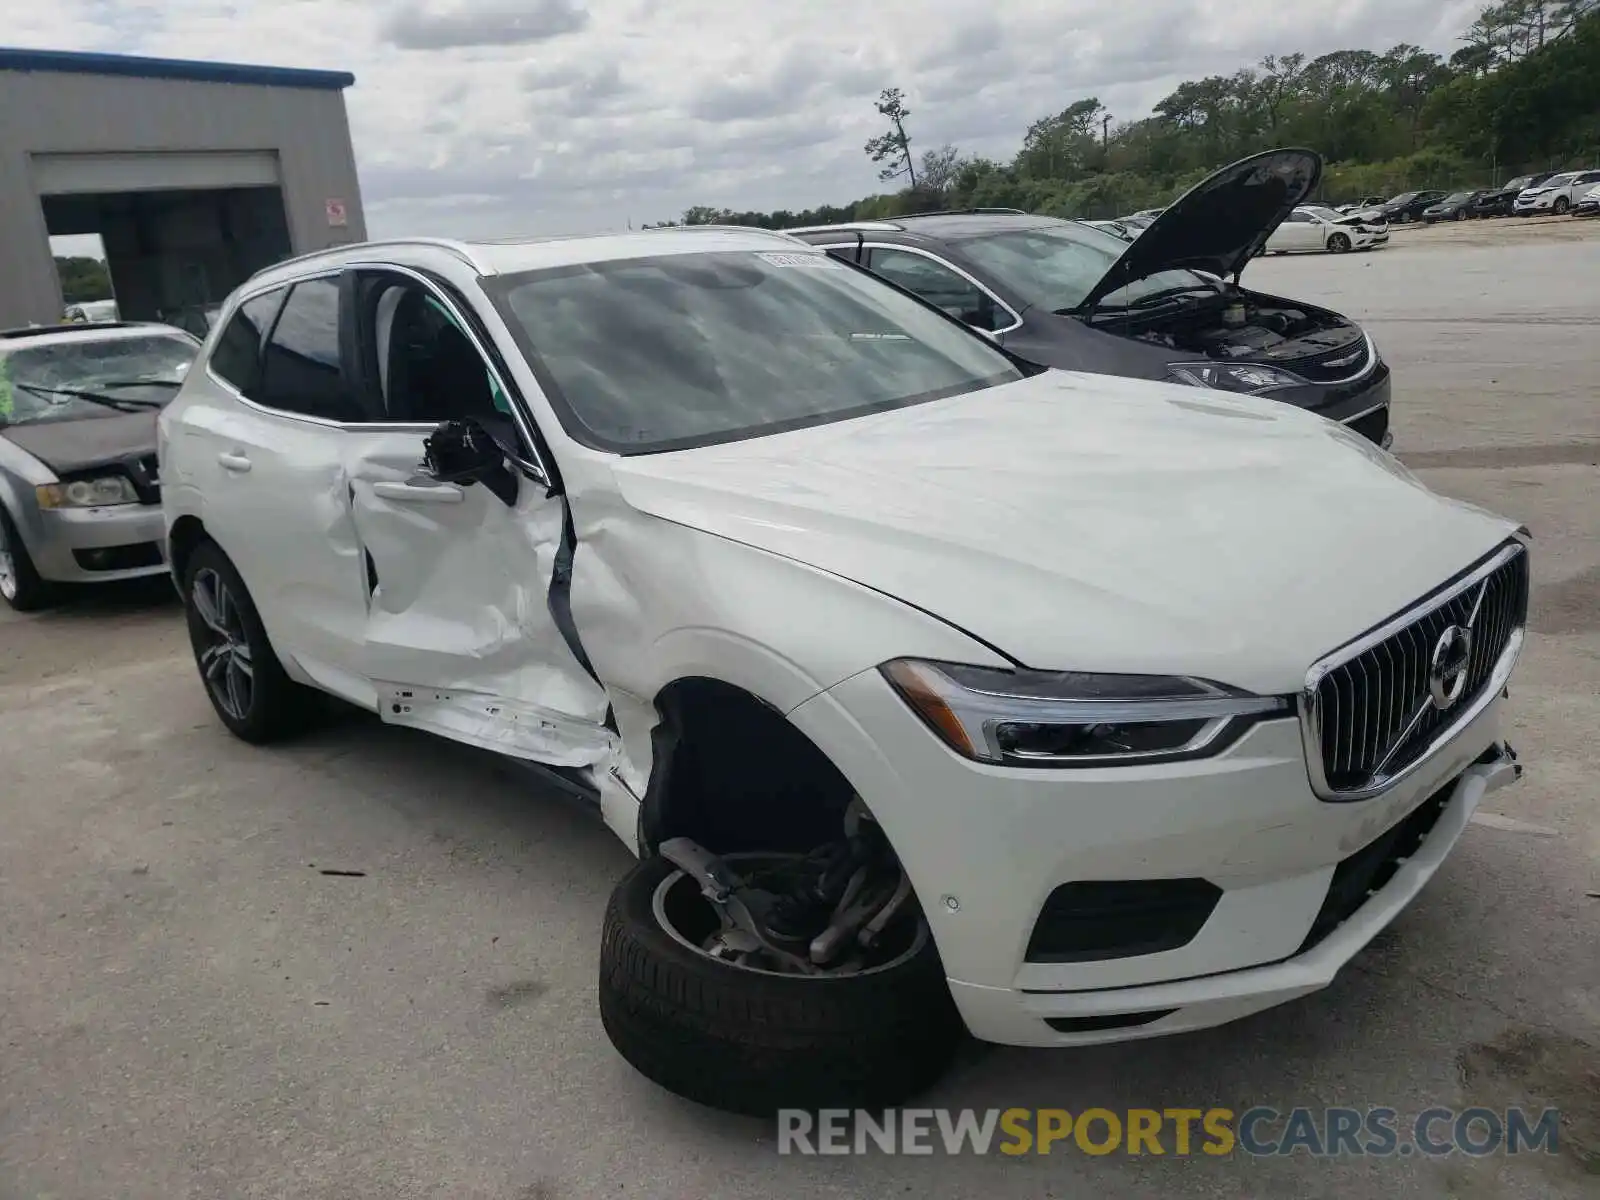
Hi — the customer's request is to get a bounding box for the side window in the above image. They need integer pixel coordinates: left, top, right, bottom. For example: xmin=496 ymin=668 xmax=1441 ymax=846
xmin=256 ymin=278 xmax=364 ymax=422
xmin=208 ymin=288 xmax=285 ymax=396
xmin=367 ymin=279 xmax=511 ymax=425
xmin=868 ymin=248 xmax=1006 ymax=333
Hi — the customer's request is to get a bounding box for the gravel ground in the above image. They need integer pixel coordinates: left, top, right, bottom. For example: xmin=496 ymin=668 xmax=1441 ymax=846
xmin=2 ymin=216 xmax=1597 ymax=1199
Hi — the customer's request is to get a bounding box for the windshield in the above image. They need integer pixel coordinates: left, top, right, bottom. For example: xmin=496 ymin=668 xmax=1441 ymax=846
xmin=489 ymin=250 xmax=1023 ymax=454
xmin=1443 ymin=192 xmax=1475 ymax=203
xmin=952 ymin=223 xmax=1213 ymax=313
xmin=1386 ymin=192 xmax=1420 ymax=205
xmin=0 ymin=334 xmax=195 ymax=426
xmin=1303 ymin=206 xmax=1343 ymax=221
xmin=1543 ymin=173 xmax=1578 ymax=187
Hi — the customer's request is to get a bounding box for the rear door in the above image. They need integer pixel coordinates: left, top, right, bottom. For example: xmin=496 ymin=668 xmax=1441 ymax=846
xmin=184 ymin=277 xmax=380 ymax=702
xmin=335 ymin=266 xmax=614 ymax=767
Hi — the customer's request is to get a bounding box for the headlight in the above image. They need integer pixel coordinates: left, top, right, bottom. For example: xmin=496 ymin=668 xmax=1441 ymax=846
xmin=880 ymin=659 xmax=1288 ymax=767
xmin=1166 ymin=362 xmax=1307 ymax=394
xmin=36 ymin=475 xmax=140 ymax=509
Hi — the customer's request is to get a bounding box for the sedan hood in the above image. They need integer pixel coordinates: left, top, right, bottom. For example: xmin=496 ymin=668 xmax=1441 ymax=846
xmin=1078 ymin=148 xmax=1322 ymax=311
xmin=609 ymin=371 xmax=1517 ymax=695
xmin=0 ymin=412 xmax=157 ymax=474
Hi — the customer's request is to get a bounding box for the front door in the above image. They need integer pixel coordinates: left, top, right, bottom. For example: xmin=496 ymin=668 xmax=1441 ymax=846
xmin=337 ymin=267 xmax=615 ymax=768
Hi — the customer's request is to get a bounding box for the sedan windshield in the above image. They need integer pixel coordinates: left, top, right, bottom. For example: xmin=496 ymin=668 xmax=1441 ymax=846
xmin=0 ymin=334 xmax=195 ymax=426
xmin=951 ymin=223 xmax=1214 ymax=313
xmin=490 ymin=250 xmax=1023 ymax=454
xmin=1443 ymin=192 xmax=1476 ymax=203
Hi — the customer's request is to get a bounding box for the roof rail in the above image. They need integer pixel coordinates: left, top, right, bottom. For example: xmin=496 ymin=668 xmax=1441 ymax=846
xmin=898 ymin=207 xmax=1031 ymax=218
xmin=781 ymin=220 xmax=904 ymax=234
xmin=644 ymin=224 xmax=802 ymax=240
xmin=247 ymin=237 xmax=487 ymax=281
xmin=0 ymin=321 xmax=152 ymax=340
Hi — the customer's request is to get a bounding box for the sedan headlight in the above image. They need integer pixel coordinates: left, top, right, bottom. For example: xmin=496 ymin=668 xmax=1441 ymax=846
xmin=881 ymin=659 xmax=1288 ymax=767
xmin=36 ymin=475 xmax=140 ymax=509
xmin=1167 ymin=362 xmax=1307 ymax=395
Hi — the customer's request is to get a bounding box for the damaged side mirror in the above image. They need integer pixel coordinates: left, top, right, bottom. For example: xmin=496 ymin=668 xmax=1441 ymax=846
xmin=422 ymin=418 xmax=519 ymax=505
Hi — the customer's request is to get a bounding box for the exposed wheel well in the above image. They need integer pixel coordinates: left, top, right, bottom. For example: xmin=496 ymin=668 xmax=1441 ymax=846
xmin=639 ymin=677 xmax=857 ymax=856
xmin=168 ymin=515 xmax=209 ymax=583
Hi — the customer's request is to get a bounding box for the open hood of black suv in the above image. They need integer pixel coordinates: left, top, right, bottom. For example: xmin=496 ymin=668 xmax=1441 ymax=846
xmin=1078 ymin=148 xmax=1322 ymax=312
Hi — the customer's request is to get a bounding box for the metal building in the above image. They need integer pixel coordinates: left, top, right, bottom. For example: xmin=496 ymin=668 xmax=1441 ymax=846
xmin=0 ymin=47 xmax=366 ymax=328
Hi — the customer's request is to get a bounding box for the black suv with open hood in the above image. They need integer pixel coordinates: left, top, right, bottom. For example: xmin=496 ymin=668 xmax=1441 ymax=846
xmin=786 ymin=149 xmax=1392 ymax=447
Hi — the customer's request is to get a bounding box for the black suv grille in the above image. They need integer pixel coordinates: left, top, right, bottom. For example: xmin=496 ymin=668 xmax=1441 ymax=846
xmin=1305 ymin=544 xmax=1528 ymax=797
xmin=1285 ymin=338 xmax=1374 ymax=383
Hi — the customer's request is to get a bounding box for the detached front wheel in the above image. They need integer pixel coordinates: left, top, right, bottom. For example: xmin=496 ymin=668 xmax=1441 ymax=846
xmin=598 ymin=845 xmax=963 ymax=1116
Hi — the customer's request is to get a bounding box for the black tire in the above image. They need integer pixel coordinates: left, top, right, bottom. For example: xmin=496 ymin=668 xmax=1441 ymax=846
xmin=181 ymin=539 xmax=315 ymax=743
xmin=1327 ymin=232 xmax=1352 ymax=253
xmin=599 ymin=854 xmax=964 ymax=1117
xmin=0 ymin=504 xmax=53 ymax=612
xmin=1553 ymin=196 xmax=1570 ymax=215
xmin=1456 ymin=209 xmax=1468 ymax=221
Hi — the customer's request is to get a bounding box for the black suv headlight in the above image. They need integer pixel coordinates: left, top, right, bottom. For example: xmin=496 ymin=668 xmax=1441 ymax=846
xmin=881 ymin=660 xmax=1288 ymax=767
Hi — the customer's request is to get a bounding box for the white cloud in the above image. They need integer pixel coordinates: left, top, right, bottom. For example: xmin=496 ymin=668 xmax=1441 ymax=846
xmin=11 ymin=0 xmax=1488 ymax=238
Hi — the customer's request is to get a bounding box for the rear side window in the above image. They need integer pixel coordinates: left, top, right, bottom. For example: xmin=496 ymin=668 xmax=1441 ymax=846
xmin=208 ymin=288 xmax=285 ymax=395
xmin=256 ymin=278 xmax=363 ymax=421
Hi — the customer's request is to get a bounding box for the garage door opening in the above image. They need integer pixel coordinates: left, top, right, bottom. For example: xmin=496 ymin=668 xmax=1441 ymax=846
xmin=49 ymin=231 xmax=119 ymax=323
xmin=41 ymin=184 xmax=292 ymax=324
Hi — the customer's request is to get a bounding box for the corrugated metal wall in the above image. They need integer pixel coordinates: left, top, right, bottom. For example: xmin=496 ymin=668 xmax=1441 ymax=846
xmin=0 ymin=68 xmax=365 ymax=327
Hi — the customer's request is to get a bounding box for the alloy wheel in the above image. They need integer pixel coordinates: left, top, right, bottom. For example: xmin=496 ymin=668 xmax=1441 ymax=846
xmin=191 ymin=567 xmax=254 ymax=721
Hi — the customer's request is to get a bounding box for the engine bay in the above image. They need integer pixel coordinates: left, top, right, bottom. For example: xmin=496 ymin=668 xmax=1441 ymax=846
xmin=1112 ymin=288 xmax=1366 ymax=368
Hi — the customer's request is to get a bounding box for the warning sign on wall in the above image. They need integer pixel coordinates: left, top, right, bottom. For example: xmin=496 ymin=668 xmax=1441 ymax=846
xmin=325 ymin=198 xmax=348 ymax=227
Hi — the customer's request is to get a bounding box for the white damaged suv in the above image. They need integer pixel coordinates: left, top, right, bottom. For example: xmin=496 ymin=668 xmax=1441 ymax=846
xmin=159 ymin=229 xmax=1529 ymax=1115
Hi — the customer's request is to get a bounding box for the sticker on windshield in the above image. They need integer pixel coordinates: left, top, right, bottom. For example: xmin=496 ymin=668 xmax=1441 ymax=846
xmin=757 ymin=252 xmax=843 ymax=269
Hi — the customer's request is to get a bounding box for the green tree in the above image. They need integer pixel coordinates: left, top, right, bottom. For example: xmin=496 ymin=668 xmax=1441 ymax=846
xmin=55 ymin=256 xmax=113 ymax=303
xmin=864 ymin=88 xmax=918 ymax=188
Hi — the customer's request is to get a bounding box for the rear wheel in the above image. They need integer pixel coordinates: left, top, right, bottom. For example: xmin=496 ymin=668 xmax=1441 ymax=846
xmin=1327 ymin=232 xmax=1352 ymax=253
xmin=182 ymin=539 xmax=315 ymax=742
xmin=0 ymin=505 xmax=53 ymax=612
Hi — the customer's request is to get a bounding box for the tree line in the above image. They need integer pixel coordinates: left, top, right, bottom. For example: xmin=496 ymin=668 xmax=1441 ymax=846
xmin=652 ymin=0 xmax=1600 ymax=229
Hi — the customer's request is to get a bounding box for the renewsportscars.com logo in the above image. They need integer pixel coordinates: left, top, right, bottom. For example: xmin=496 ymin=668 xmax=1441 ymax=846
xmin=777 ymin=1106 xmax=1563 ymax=1158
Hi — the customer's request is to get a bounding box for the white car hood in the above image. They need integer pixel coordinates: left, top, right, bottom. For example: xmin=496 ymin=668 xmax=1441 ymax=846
xmin=607 ymin=370 xmax=1518 ymax=694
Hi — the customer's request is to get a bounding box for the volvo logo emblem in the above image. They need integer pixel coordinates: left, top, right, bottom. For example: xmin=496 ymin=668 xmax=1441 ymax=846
xmin=1429 ymin=625 xmax=1474 ymax=710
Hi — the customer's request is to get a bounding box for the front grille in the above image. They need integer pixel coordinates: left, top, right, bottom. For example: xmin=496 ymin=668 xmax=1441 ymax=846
xmin=125 ymin=454 xmax=162 ymax=505
xmin=1297 ymin=779 xmax=1452 ymax=953
xmin=1304 ymin=543 xmax=1528 ymax=798
xmin=1285 ymin=338 xmax=1373 ymax=383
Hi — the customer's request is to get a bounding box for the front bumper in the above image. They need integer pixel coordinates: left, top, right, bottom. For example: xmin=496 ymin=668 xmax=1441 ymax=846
xmin=1514 ymin=197 xmax=1554 ymax=213
xmin=22 ymin=502 xmax=167 ymax=584
xmin=790 ymin=668 xmax=1516 ymax=1048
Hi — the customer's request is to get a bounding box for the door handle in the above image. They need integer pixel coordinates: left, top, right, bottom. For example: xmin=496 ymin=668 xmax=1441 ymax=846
xmin=371 ymin=480 xmax=465 ymax=504
xmin=217 ymin=451 xmax=252 ymax=473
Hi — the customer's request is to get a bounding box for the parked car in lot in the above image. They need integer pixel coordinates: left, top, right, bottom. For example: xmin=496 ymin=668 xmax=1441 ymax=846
xmin=790 ymin=150 xmax=1394 ymax=447
xmin=1115 ymin=213 xmax=1158 ymax=234
xmin=1336 ymin=195 xmax=1386 ymax=214
xmin=1422 ymin=190 xmax=1489 ymax=222
xmin=158 ymin=223 xmax=1528 ymax=1115
xmin=1365 ymin=190 xmax=1449 ymax=223
xmin=0 ymin=322 xmax=198 ymax=609
xmin=1469 ymin=173 xmax=1555 ymax=218
xmin=1572 ymin=182 xmax=1600 ymax=217
xmin=1514 ymin=169 xmax=1600 ymax=215
xmin=1264 ymin=205 xmax=1390 ymax=253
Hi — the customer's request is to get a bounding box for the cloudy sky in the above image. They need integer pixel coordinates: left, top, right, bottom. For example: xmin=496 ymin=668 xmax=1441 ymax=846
xmin=19 ymin=0 xmax=1487 ymax=244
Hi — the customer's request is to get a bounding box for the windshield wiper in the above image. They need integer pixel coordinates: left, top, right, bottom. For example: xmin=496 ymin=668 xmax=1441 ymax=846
xmin=91 ymin=378 xmax=184 ymax=390
xmin=14 ymin=382 xmax=164 ymax=412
